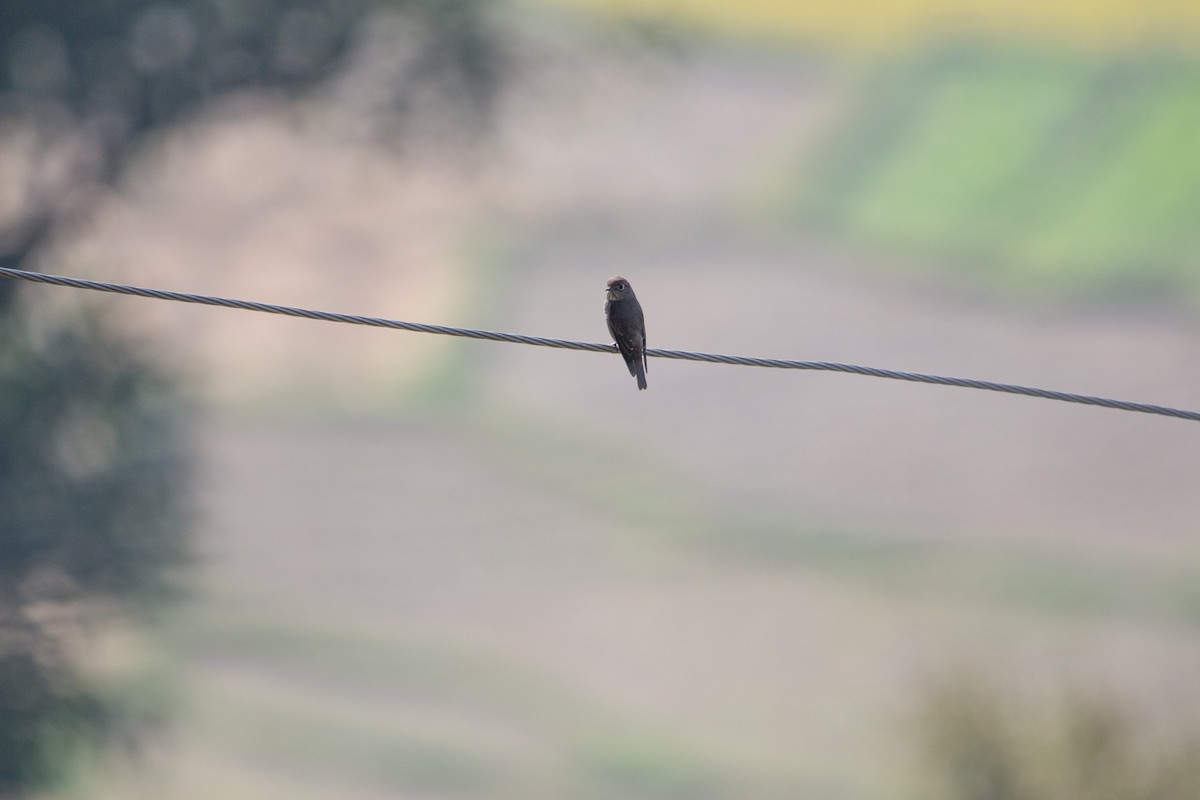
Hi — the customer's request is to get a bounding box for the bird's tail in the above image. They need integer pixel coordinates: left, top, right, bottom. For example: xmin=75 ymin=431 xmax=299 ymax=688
xmin=635 ymin=360 xmax=647 ymax=390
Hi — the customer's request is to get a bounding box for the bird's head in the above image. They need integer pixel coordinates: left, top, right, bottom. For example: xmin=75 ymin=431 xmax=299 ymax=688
xmin=606 ymin=276 xmax=633 ymax=301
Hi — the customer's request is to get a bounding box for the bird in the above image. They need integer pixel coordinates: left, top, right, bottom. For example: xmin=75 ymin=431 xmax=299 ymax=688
xmin=604 ymin=276 xmax=648 ymax=390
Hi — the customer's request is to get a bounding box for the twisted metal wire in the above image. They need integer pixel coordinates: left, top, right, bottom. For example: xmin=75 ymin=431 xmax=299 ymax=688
xmin=2 ymin=266 xmax=1198 ymax=422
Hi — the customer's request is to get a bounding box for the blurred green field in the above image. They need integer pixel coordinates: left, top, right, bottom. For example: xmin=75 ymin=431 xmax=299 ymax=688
xmin=75 ymin=414 xmax=1200 ymax=800
xmin=163 ymin=610 xmax=792 ymax=799
xmin=792 ymin=50 xmax=1200 ymax=304
xmin=542 ymin=1 xmax=1200 ymax=305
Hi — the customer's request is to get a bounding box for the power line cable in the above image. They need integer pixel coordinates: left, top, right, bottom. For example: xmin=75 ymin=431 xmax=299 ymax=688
xmin=2 ymin=266 xmax=1198 ymax=423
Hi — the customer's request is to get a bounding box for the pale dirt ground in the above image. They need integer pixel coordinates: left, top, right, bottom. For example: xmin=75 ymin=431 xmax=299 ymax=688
xmin=61 ymin=29 xmax=1200 ymax=800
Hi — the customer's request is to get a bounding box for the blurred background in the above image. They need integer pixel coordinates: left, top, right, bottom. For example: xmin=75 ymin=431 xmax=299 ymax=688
xmin=3 ymin=1 xmax=1200 ymax=798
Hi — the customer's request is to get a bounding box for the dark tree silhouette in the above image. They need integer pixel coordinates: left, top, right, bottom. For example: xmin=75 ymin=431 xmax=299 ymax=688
xmin=0 ymin=0 xmax=502 ymax=305
xmin=0 ymin=1 xmax=503 ymax=793
xmin=0 ymin=307 xmax=190 ymax=794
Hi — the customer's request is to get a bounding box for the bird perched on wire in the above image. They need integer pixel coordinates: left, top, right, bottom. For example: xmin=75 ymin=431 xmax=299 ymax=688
xmin=604 ymin=276 xmax=648 ymax=390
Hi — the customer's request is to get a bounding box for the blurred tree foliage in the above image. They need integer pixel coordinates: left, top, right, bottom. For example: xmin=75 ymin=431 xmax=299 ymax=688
xmin=0 ymin=308 xmax=189 ymax=795
xmin=0 ymin=0 xmax=503 ymax=304
xmin=0 ymin=0 xmax=503 ymax=794
xmin=917 ymin=675 xmax=1200 ymax=800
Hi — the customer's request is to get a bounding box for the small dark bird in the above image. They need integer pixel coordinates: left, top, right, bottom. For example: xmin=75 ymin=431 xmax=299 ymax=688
xmin=604 ymin=276 xmax=648 ymax=390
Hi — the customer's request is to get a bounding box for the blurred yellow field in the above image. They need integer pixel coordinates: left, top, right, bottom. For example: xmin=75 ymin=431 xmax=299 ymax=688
xmin=546 ymin=0 xmax=1200 ymax=50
